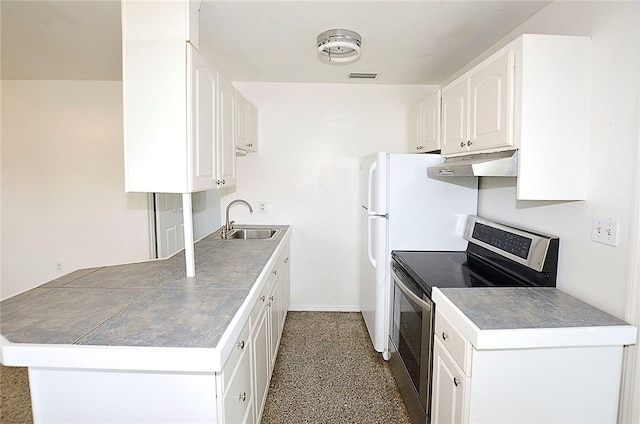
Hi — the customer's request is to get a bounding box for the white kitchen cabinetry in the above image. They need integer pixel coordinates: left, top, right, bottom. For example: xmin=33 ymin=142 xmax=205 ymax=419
xmin=217 ymin=75 xmax=237 ymax=187
xmin=219 ymin=319 xmax=254 ymax=424
xmin=431 ymin=289 xmax=636 ymax=424
xmin=251 ymin=282 xmax=270 ymax=422
xmin=408 ymin=90 xmax=441 ymax=153
xmin=123 ymin=42 xmax=236 ymax=192
xmin=252 ymin=243 xmax=290 ymax=421
xmin=122 ymin=1 xmax=236 ymax=193
xmin=441 ymin=51 xmax=514 ymax=156
xmin=432 ymin=339 xmax=466 ymax=424
xmin=236 ymin=91 xmax=259 ymax=152
xmin=440 ymin=34 xmax=591 ymax=200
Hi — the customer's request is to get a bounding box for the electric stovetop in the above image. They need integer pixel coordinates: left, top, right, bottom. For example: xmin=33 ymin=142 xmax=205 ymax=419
xmin=391 ymin=250 xmax=535 ymax=296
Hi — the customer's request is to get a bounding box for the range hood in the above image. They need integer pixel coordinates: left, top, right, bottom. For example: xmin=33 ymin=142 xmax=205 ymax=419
xmin=427 ymin=150 xmax=518 ymax=177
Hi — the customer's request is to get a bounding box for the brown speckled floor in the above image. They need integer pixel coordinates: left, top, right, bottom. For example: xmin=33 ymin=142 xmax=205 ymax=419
xmin=0 ymin=312 xmax=410 ymax=424
xmin=261 ymin=311 xmax=411 ymax=424
xmin=0 ymin=365 xmax=32 ymax=423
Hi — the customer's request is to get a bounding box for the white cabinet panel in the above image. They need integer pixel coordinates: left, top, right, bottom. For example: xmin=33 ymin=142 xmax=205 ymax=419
xmin=218 ymin=76 xmax=236 ymax=187
xmin=439 ymin=34 xmax=590 ymax=200
xmin=442 ymin=50 xmax=513 ymax=155
xmin=236 ymin=92 xmax=259 ymax=152
xmin=431 ymin=339 xmax=466 ymax=424
xmin=190 ymin=48 xmax=217 ymax=191
xmin=469 ymin=51 xmax=514 ymax=151
xmin=441 ymin=81 xmax=468 ymax=155
xmin=408 ymin=91 xmax=441 ymax=153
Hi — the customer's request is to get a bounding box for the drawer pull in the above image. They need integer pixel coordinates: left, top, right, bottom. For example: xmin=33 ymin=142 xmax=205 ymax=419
xmin=442 ymin=332 xmax=449 ymax=340
xmin=454 ymin=377 xmax=461 ymax=387
xmin=260 ymin=295 xmax=266 ymax=302
xmin=239 ymin=392 xmax=247 ymax=402
xmin=237 ymin=340 xmax=245 ymax=350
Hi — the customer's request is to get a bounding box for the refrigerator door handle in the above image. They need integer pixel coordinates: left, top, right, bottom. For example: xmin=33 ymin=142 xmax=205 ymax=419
xmin=367 ymin=215 xmax=377 ymax=268
xmin=367 ymin=160 xmax=377 ymax=214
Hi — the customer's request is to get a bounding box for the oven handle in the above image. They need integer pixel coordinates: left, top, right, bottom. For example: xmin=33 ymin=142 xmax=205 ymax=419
xmin=392 ymin=268 xmax=432 ymax=310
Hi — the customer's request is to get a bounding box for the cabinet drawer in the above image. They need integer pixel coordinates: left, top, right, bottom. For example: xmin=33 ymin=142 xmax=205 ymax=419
xmin=435 ymin=310 xmax=471 ymax=375
xmin=222 ymin=318 xmax=250 ymax=386
xmin=223 ymin=343 xmax=253 ymax=424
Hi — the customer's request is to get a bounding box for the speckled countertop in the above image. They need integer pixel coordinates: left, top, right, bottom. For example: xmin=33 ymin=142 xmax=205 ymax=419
xmin=0 ymin=225 xmax=290 ymax=351
xmin=433 ymin=287 xmax=637 ymax=350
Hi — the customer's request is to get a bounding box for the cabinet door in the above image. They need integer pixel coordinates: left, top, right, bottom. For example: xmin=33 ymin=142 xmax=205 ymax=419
xmin=469 ymin=50 xmax=514 ymax=152
xmin=222 ymin=345 xmax=253 ymax=424
xmin=236 ymin=92 xmax=249 ymax=151
xmin=268 ymin=273 xmax=280 ymax=374
xmin=441 ymin=79 xmax=469 ymax=155
xmin=278 ymin=255 xmax=290 ymax=333
xmin=421 ymin=90 xmax=441 ymax=152
xmin=251 ymin=290 xmax=270 ymax=420
xmin=247 ymin=101 xmax=258 ymax=152
xmin=407 ymin=102 xmax=423 ymax=153
xmin=432 ymin=339 xmax=467 ymax=424
xmin=218 ymin=76 xmax=237 ymax=187
xmin=189 ymin=46 xmax=217 ymax=191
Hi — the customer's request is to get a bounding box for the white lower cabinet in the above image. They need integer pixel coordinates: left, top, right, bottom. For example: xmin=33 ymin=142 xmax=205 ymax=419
xmin=431 ymin=339 xmax=466 ymax=424
xmin=251 ymin=282 xmax=270 ymax=421
xmin=251 ymin=243 xmax=291 ymax=422
xmin=431 ymin=307 xmax=629 ymax=424
xmin=220 ymin=242 xmax=290 ymax=424
xmin=220 ymin=319 xmax=253 ymax=424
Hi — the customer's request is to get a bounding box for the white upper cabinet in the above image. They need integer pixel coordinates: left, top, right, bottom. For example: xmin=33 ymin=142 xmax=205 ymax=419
xmin=442 ymin=51 xmax=514 ymax=155
xmin=190 ymin=47 xmax=217 ymax=192
xmin=218 ymin=76 xmax=237 ymax=187
xmin=122 ymin=0 xmax=237 ymax=193
xmin=408 ymin=90 xmax=441 ymax=153
xmin=440 ymin=34 xmax=591 ymax=200
xmin=236 ymin=92 xmax=259 ymax=153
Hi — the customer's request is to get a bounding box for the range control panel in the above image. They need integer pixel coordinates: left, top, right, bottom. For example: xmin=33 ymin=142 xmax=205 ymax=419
xmin=464 ymin=216 xmax=558 ymax=272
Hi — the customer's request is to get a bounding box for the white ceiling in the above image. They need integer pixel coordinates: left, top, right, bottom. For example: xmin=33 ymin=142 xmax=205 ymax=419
xmin=1 ymin=0 xmax=552 ymax=84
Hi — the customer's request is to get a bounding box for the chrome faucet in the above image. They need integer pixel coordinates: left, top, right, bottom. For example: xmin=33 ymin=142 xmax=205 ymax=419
xmin=222 ymin=199 xmax=253 ymax=239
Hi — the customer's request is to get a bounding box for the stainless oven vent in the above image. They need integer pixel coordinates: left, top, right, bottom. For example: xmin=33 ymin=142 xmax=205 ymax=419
xmin=427 ymin=150 xmax=518 ymax=177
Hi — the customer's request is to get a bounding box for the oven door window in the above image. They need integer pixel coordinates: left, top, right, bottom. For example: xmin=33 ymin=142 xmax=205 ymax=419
xmin=391 ymin=272 xmax=432 ymax=409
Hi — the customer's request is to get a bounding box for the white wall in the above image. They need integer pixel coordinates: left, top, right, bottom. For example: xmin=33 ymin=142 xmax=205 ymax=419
xmin=1 ymin=80 xmax=152 ymax=300
xmin=474 ymin=1 xmax=639 ymax=319
xmin=227 ymin=83 xmax=433 ymax=310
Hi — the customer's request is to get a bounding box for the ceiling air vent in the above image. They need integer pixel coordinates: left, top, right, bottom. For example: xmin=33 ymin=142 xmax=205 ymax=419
xmin=348 ymin=72 xmax=378 ymax=79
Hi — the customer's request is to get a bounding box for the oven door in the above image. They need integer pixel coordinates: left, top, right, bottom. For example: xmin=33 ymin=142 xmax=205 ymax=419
xmin=389 ymin=261 xmax=433 ymax=424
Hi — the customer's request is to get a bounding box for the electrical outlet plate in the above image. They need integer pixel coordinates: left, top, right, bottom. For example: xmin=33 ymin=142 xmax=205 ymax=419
xmin=592 ymin=217 xmax=619 ymax=247
xmin=258 ymin=201 xmax=267 ymax=213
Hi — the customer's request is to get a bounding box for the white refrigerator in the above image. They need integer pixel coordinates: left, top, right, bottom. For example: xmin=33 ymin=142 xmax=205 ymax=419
xmin=359 ymin=152 xmax=478 ymax=359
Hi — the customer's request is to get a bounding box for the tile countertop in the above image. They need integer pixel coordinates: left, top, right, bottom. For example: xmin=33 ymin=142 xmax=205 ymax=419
xmin=0 ymin=225 xmax=291 ymax=372
xmin=433 ymin=287 xmax=637 ymax=350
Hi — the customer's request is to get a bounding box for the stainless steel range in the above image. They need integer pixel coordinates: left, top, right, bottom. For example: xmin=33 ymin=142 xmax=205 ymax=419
xmin=389 ymin=215 xmax=559 ymax=424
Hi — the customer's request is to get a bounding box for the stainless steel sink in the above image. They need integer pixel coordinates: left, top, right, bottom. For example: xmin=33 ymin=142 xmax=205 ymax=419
xmin=226 ymin=228 xmax=277 ymax=240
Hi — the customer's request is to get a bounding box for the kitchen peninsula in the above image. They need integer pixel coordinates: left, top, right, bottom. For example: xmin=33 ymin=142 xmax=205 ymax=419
xmin=0 ymin=225 xmax=291 ymax=423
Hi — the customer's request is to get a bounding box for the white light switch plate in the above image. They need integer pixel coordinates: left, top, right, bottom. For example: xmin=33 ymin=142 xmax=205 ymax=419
xmin=592 ymin=217 xmax=619 ymax=247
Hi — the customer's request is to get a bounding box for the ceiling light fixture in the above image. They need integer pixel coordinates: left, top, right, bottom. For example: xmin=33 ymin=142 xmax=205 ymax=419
xmin=317 ymin=29 xmax=361 ymax=64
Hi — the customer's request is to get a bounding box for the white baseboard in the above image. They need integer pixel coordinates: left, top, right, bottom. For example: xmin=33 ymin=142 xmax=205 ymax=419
xmin=287 ymin=305 xmax=361 ymax=313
